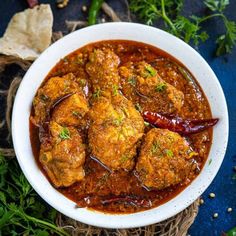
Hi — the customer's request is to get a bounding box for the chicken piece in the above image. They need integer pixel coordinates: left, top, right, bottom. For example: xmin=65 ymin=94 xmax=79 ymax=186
xmin=88 ymin=94 xmax=144 ymax=171
xmin=39 ymin=121 xmax=85 ymax=187
xmin=136 ymin=128 xmax=197 ymax=190
xmin=52 ymin=93 xmax=89 ymax=127
xmin=86 ymin=48 xmax=120 ymax=97
xmin=33 ymin=73 xmax=80 ymax=125
xmin=119 ymin=61 xmax=184 ymax=114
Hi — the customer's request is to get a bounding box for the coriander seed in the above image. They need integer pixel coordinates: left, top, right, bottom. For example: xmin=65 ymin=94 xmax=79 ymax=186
xmin=227 ymin=207 xmax=233 ymax=212
xmin=209 ymin=193 xmax=215 ymax=198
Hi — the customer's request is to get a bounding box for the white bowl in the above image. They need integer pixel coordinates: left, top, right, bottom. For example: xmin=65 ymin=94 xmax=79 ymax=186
xmin=12 ymin=22 xmax=228 ymax=229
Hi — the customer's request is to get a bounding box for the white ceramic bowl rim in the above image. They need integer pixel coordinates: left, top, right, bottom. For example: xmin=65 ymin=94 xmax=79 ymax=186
xmin=12 ymin=22 xmax=228 ymax=229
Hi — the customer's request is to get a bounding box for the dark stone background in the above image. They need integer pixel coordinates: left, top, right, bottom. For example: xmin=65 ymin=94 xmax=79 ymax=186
xmin=0 ymin=1 xmax=235 ymax=235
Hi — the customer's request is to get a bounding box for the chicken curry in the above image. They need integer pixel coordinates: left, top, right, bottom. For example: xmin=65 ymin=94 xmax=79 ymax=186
xmin=30 ymin=40 xmax=218 ymax=213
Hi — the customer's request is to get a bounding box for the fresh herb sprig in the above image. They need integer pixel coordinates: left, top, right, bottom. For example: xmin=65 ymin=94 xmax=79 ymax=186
xmin=130 ymin=0 xmax=236 ymax=56
xmin=0 ymin=154 xmax=69 ymax=236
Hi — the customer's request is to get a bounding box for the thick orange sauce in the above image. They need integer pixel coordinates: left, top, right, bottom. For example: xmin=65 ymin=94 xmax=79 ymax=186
xmin=30 ymin=40 xmax=212 ymax=213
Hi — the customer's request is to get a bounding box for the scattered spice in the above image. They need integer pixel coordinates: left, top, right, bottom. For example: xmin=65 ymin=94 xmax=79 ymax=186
xmin=81 ymin=5 xmax=87 ymax=12
xmin=227 ymin=207 xmax=233 ymax=212
xmin=57 ymin=0 xmax=69 ymax=9
xmin=200 ymin=199 xmax=204 ymax=205
xmin=209 ymin=193 xmax=216 ymax=198
xmin=101 ymin=18 xmax=106 ymax=23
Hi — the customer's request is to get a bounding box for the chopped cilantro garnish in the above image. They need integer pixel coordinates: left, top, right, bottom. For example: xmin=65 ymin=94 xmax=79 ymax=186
xmin=39 ymin=94 xmax=49 ymax=102
xmin=112 ymin=85 xmax=119 ymax=96
xmin=156 ymin=83 xmax=167 ymax=92
xmin=59 ymin=127 xmax=70 ymax=140
xmin=145 ymin=65 xmax=157 ymax=77
xmin=135 ymin=103 xmax=142 ymax=112
xmin=113 ymin=116 xmax=124 ymax=126
xmin=208 ymin=158 xmax=212 ymax=165
xmin=79 ymin=79 xmax=86 ymax=86
xmin=151 ymin=141 xmax=160 ymax=154
xmin=62 ymin=57 xmax=68 ymax=63
xmin=128 ymin=77 xmax=136 ymax=86
xmin=72 ymin=111 xmax=79 ymax=116
xmin=120 ymin=155 xmax=130 ymax=163
xmin=93 ymin=89 xmax=101 ymax=98
xmin=165 ymin=149 xmax=173 ymax=157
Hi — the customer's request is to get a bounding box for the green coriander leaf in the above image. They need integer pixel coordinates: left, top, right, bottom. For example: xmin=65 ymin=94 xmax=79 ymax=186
xmin=34 ymin=229 xmax=50 ymax=236
xmin=0 ymin=192 xmax=6 ymax=205
xmin=219 ymin=0 xmax=229 ymax=11
xmin=79 ymin=79 xmax=86 ymax=86
xmin=128 ymin=77 xmax=136 ymax=86
xmin=208 ymin=159 xmax=212 ymax=165
xmin=59 ymin=127 xmax=70 ymax=140
xmin=120 ymin=155 xmax=130 ymax=163
xmin=165 ymin=149 xmax=173 ymax=157
xmin=145 ymin=65 xmax=157 ymax=77
xmin=92 ymin=89 xmax=101 ymax=98
xmin=151 ymin=141 xmax=160 ymax=154
xmin=174 ymin=16 xmax=208 ymax=45
xmin=39 ymin=94 xmax=49 ymax=103
xmin=72 ymin=111 xmax=79 ymax=116
xmin=112 ymin=85 xmax=119 ymax=96
xmin=48 ymin=208 xmax=57 ymax=222
xmin=0 ymin=210 xmax=14 ymax=228
xmin=204 ymin=0 xmax=220 ymax=11
xmin=135 ymin=103 xmax=142 ymax=112
xmin=130 ymin=0 xmax=162 ymax=25
xmin=216 ymin=19 xmax=236 ymax=56
xmin=204 ymin=0 xmax=229 ymax=12
xmin=113 ymin=116 xmax=124 ymax=126
xmin=156 ymin=82 xmax=167 ymax=92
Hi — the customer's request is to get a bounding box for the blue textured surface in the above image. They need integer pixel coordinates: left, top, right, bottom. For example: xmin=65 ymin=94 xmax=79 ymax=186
xmin=0 ymin=1 xmax=235 ymax=235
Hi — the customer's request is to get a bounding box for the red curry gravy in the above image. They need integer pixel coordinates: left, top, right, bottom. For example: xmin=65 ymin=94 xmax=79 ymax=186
xmin=30 ymin=40 xmax=212 ymax=213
